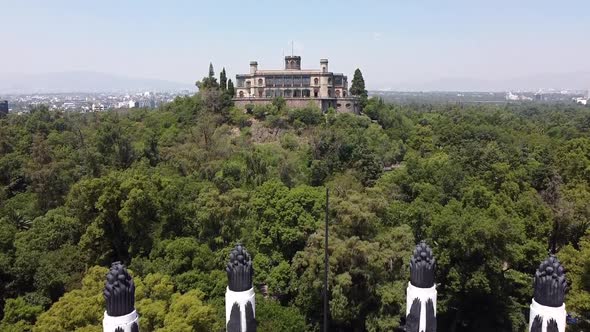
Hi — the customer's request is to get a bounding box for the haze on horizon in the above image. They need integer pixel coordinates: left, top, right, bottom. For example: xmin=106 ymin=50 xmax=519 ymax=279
xmin=1 ymin=0 xmax=589 ymax=91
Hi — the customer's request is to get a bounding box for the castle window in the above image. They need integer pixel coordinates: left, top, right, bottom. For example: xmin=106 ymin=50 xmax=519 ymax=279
xmin=314 ymin=78 xmax=319 ymax=85
xmin=258 ymin=78 xmax=263 ymax=86
xmin=284 ymin=76 xmax=293 ymax=87
xmin=293 ymin=89 xmax=301 ymax=97
xmin=343 ymin=91 xmax=347 ymax=97
xmin=337 ymin=103 xmax=342 ymax=107
xmin=314 ymin=89 xmax=319 ymax=98
xmin=239 ymin=91 xmax=244 ymax=98
xmin=335 ymin=90 xmax=341 ymax=97
xmin=328 ymin=78 xmax=332 ymax=85
xmin=346 ymin=103 xmax=351 ymax=108
xmin=284 ymin=89 xmax=292 ymax=98
xmin=246 ymin=81 xmax=251 ymax=88
xmin=302 ymin=75 xmax=311 ymax=86
xmin=303 ymin=89 xmax=311 ymax=98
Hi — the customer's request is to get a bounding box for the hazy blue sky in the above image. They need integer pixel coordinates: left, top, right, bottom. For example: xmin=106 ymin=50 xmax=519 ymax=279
xmin=2 ymin=0 xmax=589 ymax=89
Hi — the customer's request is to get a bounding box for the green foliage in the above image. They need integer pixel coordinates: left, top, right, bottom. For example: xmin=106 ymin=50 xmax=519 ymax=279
xmin=219 ymin=67 xmax=227 ymax=91
xmin=196 ymin=63 xmax=220 ymax=90
xmin=33 ymin=266 xmax=106 ymax=332
xmin=229 ymin=107 xmax=250 ymax=128
xmin=272 ymin=96 xmax=287 ymax=113
xmin=227 ymin=79 xmax=235 ymax=97
xmin=0 ymin=88 xmax=589 ymax=331
xmin=209 ymin=63 xmax=214 ymax=78
xmin=560 ymin=231 xmax=590 ymax=331
xmin=350 ymin=68 xmax=367 ymax=97
xmin=0 ymin=297 xmax=44 ymax=331
xmin=350 ymin=68 xmax=368 ymax=108
xmin=256 ymin=296 xmax=307 ymax=332
xmin=288 ymin=103 xmax=323 ymax=126
xmin=158 ymin=290 xmax=216 ymax=332
xmin=252 ymin=104 xmax=278 ymax=120
xmin=33 ymin=266 xmax=217 ymax=332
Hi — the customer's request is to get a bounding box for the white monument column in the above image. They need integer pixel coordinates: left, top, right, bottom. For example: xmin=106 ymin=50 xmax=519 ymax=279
xmin=103 ymin=262 xmax=139 ymax=332
xmin=226 ymin=244 xmax=256 ymax=332
xmin=528 ymin=255 xmax=568 ymax=332
xmin=405 ymin=241 xmax=437 ymax=332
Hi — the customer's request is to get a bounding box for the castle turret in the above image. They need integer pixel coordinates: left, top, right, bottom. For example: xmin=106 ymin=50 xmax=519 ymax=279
xmin=320 ymin=59 xmax=328 ymax=73
xmin=250 ymin=61 xmax=258 ymax=74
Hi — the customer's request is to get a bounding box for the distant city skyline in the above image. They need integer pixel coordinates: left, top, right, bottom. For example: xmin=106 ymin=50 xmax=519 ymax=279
xmin=1 ymin=0 xmax=589 ymax=91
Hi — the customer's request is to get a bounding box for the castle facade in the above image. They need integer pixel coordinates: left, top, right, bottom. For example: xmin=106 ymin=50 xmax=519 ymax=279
xmin=233 ymin=56 xmax=360 ymax=114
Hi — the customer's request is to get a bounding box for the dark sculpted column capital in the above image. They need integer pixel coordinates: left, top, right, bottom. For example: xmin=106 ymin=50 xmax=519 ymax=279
xmin=226 ymin=243 xmax=254 ymax=292
xmin=410 ymin=241 xmax=435 ymax=288
xmin=104 ymin=261 xmax=135 ymax=317
xmin=534 ymin=255 xmax=567 ymax=307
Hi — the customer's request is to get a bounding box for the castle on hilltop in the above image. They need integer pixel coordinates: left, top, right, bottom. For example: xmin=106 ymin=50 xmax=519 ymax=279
xmin=233 ymin=56 xmax=360 ymax=114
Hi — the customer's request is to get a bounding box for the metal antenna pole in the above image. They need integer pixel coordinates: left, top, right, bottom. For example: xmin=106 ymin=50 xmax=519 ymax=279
xmin=551 ymin=219 xmax=558 ymax=254
xmin=324 ymin=187 xmax=329 ymax=332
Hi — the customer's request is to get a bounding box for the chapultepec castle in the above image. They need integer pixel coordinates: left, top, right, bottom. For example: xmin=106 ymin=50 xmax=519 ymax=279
xmin=233 ymin=56 xmax=361 ymax=114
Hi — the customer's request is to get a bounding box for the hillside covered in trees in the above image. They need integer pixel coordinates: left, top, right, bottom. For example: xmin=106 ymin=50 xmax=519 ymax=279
xmin=0 ymin=70 xmax=589 ymax=331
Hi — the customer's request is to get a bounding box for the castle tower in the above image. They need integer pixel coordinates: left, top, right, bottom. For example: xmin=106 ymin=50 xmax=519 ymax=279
xmin=320 ymin=59 xmax=328 ymax=73
xmin=250 ymin=61 xmax=258 ymax=75
xmin=284 ymin=56 xmax=301 ymax=70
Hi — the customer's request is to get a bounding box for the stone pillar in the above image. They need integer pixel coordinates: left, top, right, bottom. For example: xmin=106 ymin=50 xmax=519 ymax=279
xmin=406 ymin=241 xmax=436 ymax=332
xmin=103 ymin=262 xmax=139 ymax=332
xmin=226 ymin=244 xmax=256 ymax=332
xmin=529 ymin=255 xmax=568 ymax=332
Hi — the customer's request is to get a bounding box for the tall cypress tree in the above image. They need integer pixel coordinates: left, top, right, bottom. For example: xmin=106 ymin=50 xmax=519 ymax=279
xmin=220 ymin=68 xmax=227 ymax=91
xmin=197 ymin=63 xmax=218 ymax=90
xmin=350 ymin=68 xmax=368 ymax=108
xmin=350 ymin=68 xmax=367 ymax=97
xmin=208 ymin=63 xmax=215 ymax=78
xmin=227 ymin=79 xmax=235 ymax=97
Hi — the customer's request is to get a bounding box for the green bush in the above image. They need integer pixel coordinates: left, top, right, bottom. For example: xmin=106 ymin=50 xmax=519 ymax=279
xmin=288 ymin=104 xmax=323 ymax=126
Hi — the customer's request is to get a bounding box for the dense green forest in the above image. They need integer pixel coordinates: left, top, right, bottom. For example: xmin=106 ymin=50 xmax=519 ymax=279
xmin=0 ymin=70 xmax=589 ymax=332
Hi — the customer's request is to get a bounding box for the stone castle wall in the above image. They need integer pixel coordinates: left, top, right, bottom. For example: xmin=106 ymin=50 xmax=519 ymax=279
xmin=234 ymin=98 xmax=322 ymax=111
xmin=234 ymin=97 xmax=359 ymax=114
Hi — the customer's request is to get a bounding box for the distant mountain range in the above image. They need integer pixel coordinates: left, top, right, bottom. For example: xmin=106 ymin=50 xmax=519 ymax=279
xmin=377 ymin=71 xmax=590 ymax=92
xmin=1 ymin=70 xmax=588 ymax=94
xmin=0 ymin=71 xmax=195 ymax=94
